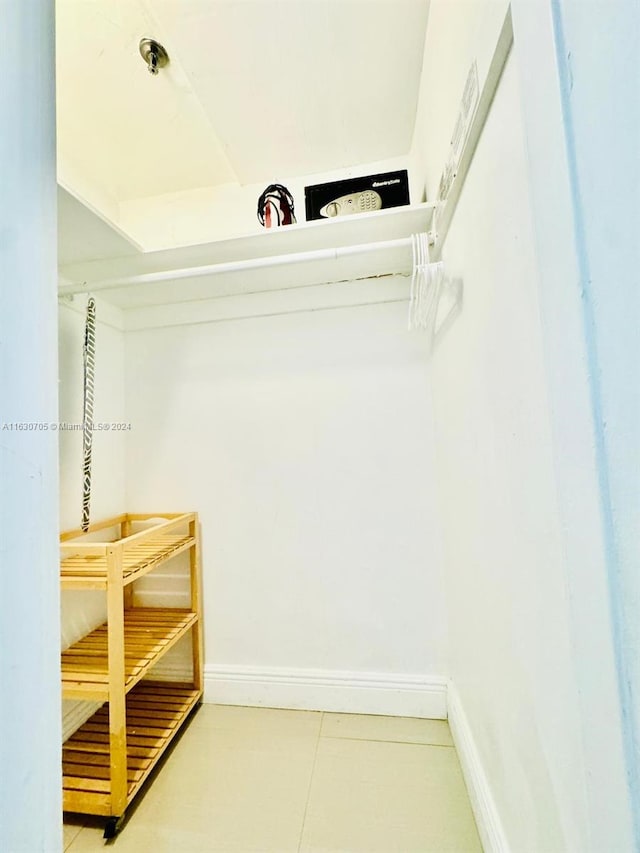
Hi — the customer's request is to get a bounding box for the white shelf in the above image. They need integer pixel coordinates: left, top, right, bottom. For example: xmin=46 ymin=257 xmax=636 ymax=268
xmin=58 ymin=203 xmax=435 ymax=309
xmin=57 ymin=186 xmax=141 ymax=266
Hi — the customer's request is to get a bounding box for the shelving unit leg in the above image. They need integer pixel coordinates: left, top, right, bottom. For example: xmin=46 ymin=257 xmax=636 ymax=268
xmin=120 ymin=518 xmax=133 ymax=610
xmin=106 ymin=544 xmax=128 ymax=815
xmin=190 ymin=518 xmax=204 ymax=692
xmin=103 ymin=814 xmax=124 ymax=839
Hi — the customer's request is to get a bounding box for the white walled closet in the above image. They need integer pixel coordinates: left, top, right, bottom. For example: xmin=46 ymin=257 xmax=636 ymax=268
xmin=2 ymin=1 xmax=637 ymax=851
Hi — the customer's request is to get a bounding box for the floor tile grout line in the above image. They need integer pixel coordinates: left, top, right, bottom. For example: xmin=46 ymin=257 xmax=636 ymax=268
xmin=64 ymin=821 xmax=85 ymax=852
xmin=321 ymin=735 xmax=455 ymax=748
xmin=297 ymin=711 xmax=324 ymax=853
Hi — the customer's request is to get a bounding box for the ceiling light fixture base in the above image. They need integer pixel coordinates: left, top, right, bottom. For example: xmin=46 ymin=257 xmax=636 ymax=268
xmin=139 ymin=38 xmax=169 ymax=75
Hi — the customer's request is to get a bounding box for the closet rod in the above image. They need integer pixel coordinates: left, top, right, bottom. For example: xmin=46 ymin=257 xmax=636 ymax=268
xmin=58 ymin=234 xmax=436 ymax=298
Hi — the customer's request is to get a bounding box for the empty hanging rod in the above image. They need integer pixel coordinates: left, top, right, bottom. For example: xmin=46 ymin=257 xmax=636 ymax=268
xmin=58 ymin=233 xmax=437 ymax=297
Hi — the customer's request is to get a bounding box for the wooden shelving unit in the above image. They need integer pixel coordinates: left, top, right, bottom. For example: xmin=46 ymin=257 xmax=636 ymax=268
xmin=60 ymin=512 xmax=203 ymax=836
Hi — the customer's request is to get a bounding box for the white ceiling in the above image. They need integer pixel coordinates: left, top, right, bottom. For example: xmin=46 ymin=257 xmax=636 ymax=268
xmin=56 ymin=0 xmax=238 ymax=202
xmin=147 ymin=0 xmax=430 ymax=183
xmin=56 ymin=0 xmax=429 ymax=205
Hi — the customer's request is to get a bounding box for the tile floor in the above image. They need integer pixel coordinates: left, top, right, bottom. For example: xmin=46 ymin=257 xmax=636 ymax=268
xmin=63 ymin=705 xmax=482 ymax=853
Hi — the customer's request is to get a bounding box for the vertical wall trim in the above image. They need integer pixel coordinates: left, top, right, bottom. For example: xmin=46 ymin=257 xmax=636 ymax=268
xmin=0 ymin=1 xmax=61 ymax=850
xmin=550 ymin=3 xmax=640 ymax=845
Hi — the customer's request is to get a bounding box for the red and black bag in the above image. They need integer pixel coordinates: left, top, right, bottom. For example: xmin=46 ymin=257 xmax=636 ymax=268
xmin=257 ymin=184 xmax=296 ymax=228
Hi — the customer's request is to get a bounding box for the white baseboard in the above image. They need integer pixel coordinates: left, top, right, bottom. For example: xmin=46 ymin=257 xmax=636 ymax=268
xmin=447 ymin=681 xmax=510 ymax=852
xmin=203 ymin=665 xmax=447 ymax=719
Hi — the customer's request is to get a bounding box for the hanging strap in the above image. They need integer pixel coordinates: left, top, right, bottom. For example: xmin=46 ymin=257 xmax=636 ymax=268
xmin=81 ymin=297 xmax=96 ymax=531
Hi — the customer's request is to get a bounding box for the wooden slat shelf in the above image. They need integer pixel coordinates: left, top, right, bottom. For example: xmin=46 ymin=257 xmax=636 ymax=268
xmin=59 ymin=511 xmax=204 ymax=833
xmin=61 ymin=530 xmax=195 ymax=590
xmin=63 ymin=682 xmax=201 ymax=816
xmin=61 ymin=609 xmax=198 ymax=700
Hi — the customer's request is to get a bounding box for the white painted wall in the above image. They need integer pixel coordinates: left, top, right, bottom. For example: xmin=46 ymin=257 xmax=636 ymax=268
xmin=58 ymin=297 xmax=127 ymax=738
xmin=431 ymin=55 xmax=589 ymax=850
xmin=124 ymin=284 xmax=448 ymax=713
xmin=0 ymin=3 xmax=61 ymax=851
xmin=411 ymin=0 xmax=634 ymax=847
xmin=550 ymin=0 xmax=640 ymax=837
xmin=510 ymin=0 xmax=636 ymax=846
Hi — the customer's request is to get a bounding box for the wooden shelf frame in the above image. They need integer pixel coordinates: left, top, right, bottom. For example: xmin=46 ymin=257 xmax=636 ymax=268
xmin=60 ymin=511 xmax=204 ymax=821
xmin=60 ymin=512 xmax=196 ymax=589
